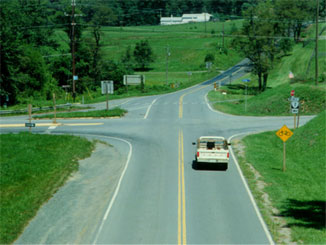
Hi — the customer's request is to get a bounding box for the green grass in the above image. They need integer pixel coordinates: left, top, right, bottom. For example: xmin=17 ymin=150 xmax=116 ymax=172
xmin=208 ymin=83 xmax=326 ymax=116
xmin=0 ymin=133 xmax=95 ymax=244
xmin=237 ymin=110 xmax=326 ymax=244
xmin=0 ymin=106 xmax=93 ymax=117
xmin=33 ymin=107 xmax=127 ymax=119
xmin=206 ymin=22 xmax=326 ymax=116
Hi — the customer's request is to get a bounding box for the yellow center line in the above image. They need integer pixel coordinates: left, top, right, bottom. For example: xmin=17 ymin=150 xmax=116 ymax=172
xmin=178 ymin=129 xmax=187 ymax=245
xmin=178 ymin=84 xmax=211 ymax=119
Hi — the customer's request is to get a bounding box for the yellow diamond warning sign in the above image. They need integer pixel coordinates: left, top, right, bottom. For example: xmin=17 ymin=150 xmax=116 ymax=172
xmin=276 ymin=125 xmax=293 ymax=142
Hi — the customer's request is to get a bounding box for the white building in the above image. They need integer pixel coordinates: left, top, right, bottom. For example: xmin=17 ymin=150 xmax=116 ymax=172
xmin=160 ymin=13 xmax=212 ymax=25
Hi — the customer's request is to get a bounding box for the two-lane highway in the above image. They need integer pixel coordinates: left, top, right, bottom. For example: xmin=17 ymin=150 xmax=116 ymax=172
xmin=3 ymin=62 xmax=314 ymax=244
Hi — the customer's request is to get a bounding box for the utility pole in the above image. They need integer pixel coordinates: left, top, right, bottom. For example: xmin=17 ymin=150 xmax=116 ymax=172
xmin=71 ymin=0 xmax=76 ymax=102
xmin=222 ymin=21 xmax=225 ymax=48
xmin=166 ymin=46 xmax=170 ymax=85
xmin=315 ymin=0 xmax=319 ymax=86
xmin=65 ymin=0 xmax=81 ymax=102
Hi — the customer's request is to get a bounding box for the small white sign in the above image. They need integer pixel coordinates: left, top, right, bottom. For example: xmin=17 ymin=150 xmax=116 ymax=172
xmin=291 ymin=108 xmax=299 ymax=114
xmin=288 ymin=96 xmax=299 ymax=102
xmin=123 ymin=75 xmax=145 ymax=85
xmin=101 ymin=81 xmax=114 ymax=94
xmin=73 ymin=75 xmax=78 ymax=80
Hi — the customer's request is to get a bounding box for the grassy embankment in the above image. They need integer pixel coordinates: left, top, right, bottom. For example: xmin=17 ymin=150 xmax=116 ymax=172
xmin=33 ymin=107 xmax=127 ymax=119
xmin=0 ymin=133 xmax=95 ymax=244
xmin=234 ymin=111 xmax=326 ymax=244
xmin=208 ymin=23 xmax=326 ymax=116
xmin=206 ymin=23 xmax=326 ymax=244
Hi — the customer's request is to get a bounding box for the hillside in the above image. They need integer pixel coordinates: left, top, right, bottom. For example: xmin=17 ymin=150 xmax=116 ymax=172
xmin=208 ymin=22 xmax=326 ymax=116
xmin=237 ymin=110 xmax=326 ymax=244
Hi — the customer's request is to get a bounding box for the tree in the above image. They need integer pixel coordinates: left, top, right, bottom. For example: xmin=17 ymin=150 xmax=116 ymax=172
xmin=88 ymin=5 xmax=117 ymax=85
xmin=274 ymin=0 xmax=314 ymax=43
xmin=204 ymin=53 xmax=215 ymax=63
xmin=121 ymin=46 xmax=134 ymax=73
xmin=133 ymin=40 xmax=155 ymax=71
xmin=0 ymin=0 xmax=58 ymax=105
xmin=236 ymin=1 xmax=280 ymax=92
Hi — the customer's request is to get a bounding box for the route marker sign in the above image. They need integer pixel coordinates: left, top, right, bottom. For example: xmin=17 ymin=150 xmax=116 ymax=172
xmin=276 ymin=125 xmax=293 ymax=142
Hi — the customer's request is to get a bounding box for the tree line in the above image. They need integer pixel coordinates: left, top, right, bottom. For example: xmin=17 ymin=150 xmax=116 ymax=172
xmin=1 ymin=0 xmax=324 ymax=106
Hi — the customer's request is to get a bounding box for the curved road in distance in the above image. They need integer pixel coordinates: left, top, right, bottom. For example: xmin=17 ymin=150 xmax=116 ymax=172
xmin=1 ymin=60 xmax=314 ymax=244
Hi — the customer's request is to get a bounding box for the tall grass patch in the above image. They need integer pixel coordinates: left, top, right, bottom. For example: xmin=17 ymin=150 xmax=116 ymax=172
xmin=0 ymin=133 xmax=94 ymax=244
xmin=241 ymin=111 xmax=326 ymax=243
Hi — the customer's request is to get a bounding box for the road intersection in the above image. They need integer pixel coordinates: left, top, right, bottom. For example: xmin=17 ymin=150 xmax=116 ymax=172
xmin=1 ymin=61 xmax=315 ymax=244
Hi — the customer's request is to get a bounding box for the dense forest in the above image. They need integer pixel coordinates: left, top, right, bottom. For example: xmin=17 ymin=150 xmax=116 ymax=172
xmin=1 ymin=0 xmax=324 ymax=105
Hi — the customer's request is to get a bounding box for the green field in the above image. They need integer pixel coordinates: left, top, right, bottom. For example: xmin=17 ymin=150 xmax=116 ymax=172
xmin=234 ymin=111 xmax=326 ymax=244
xmin=0 ymin=133 xmax=94 ymax=244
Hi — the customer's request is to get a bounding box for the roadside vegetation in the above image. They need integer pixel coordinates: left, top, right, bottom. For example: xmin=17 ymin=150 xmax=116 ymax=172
xmin=33 ymin=107 xmax=127 ymax=119
xmin=0 ymin=133 xmax=95 ymax=244
xmin=208 ymin=21 xmax=326 ymax=116
xmin=233 ymin=110 xmax=326 ymax=244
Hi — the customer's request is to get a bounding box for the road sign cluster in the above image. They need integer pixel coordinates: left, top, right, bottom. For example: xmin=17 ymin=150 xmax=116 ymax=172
xmin=288 ymin=96 xmax=300 ymax=114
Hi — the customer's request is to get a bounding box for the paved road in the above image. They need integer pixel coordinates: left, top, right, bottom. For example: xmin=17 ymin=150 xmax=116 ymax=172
xmin=1 ymin=61 xmax=314 ymax=244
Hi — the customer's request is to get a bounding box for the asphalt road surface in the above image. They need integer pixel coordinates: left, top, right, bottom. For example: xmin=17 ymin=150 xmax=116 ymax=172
xmin=1 ymin=60 xmax=314 ymax=244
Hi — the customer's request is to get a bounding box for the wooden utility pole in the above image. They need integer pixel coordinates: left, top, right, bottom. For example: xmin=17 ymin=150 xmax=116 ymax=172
xmin=315 ymin=0 xmax=319 ymax=86
xmin=222 ymin=21 xmax=225 ymax=48
xmin=71 ymin=0 xmax=76 ymax=101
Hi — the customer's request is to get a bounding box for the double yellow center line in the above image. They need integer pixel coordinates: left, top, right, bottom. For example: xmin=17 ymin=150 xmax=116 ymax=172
xmin=178 ymin=84 xmax=211 ymax=119
xmin=178 ymin=129 xmax=187 ymax=245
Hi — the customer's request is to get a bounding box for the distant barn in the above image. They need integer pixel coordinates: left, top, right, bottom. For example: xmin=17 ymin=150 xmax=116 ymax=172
xmin=160 ymin=13 xmax=212 ymax=25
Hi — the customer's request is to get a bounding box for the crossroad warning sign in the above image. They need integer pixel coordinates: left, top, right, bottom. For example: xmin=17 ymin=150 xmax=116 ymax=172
xmin=276 ymin=125 xmax=293 ymax=142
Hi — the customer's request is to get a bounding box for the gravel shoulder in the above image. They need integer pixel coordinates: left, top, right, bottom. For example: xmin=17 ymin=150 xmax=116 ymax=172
xmin=15 ymin=139 xmax=128 ymax=244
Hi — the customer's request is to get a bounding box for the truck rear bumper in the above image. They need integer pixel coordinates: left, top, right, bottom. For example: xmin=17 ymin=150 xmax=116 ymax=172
xmin=196 ymin=158 xmax=229 ymax=164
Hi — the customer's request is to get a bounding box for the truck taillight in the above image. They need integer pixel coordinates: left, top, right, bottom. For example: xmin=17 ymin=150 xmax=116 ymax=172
xmin=227 ymin=152 xmax=229 ymax=158
xmin=197 ymin=152 xmax=200 ymax=157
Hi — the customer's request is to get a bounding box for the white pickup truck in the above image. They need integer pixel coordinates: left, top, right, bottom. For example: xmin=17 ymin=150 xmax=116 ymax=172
xmin=193 ymin=136 xmax=230 ymax=170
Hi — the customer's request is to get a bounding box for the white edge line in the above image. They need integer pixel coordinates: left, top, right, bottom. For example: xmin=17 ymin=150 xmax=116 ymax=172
xmin=50 ymin=133 xmax=132 ymax=245
xmin=144 ymin=98 xmax=157 ymax=119
xmin=67 ymin=134 xmax=132 ymax=245
xmin=228 ymin=132 xmax=275 ymax=245
xmin=92 ymin=135 xmax=132 ymax=244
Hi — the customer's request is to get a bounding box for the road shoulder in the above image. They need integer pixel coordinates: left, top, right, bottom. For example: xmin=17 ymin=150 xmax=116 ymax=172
xmin=15 ymin=141 xmax=128 ymax=244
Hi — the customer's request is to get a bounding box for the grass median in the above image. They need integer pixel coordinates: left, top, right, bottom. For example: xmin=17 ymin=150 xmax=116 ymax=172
xmin=0 ymin=133 xmax=95 ymax=244
xmin=233 ymin=110 xmax=326 ymax=244
xmin=33 ymin=107 xmax=127 ymax=119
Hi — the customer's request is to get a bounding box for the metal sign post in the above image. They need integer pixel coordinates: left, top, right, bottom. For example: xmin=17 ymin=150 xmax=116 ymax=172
xmin=53 ymin=93 xmax=57 ymax=124
xmin=28 ymin=104 xmax=32 ymax=133
xmin=289 ymin=94 xmax=300 ymax=129
xmin=106 ymin=83 xmax=109 ymax=111
xmin=242 ymin=79 xmax=251 ymax=113
xmin=276 ymin=125 xmax=293 ymax=172
xmin=101 ymin=81 xmax=114 ymax=111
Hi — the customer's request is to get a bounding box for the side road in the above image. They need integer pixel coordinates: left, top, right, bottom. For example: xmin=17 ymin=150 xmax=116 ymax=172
xmin=15 ymin=138 xmax=129 ymax=244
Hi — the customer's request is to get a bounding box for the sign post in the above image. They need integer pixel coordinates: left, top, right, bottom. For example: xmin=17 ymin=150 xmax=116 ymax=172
xmin=53 ymin=93 xmax=57 ymax=124
xmin=242 ymin=79 xmax=251 ymax=112
xmin=28 ymin=104 xmax=32 ymax=133
xmin=276 ymin=125 xmax=293 ymax=172
xmin=289 ymin=90 xmax=300 ymax=129
xmin=101 ymin=81 xmax=114 ymax=111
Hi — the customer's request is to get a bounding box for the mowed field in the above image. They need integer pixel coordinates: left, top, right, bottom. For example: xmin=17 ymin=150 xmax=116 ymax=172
xmin=56 ymin=20 xmax=244 ymax=86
